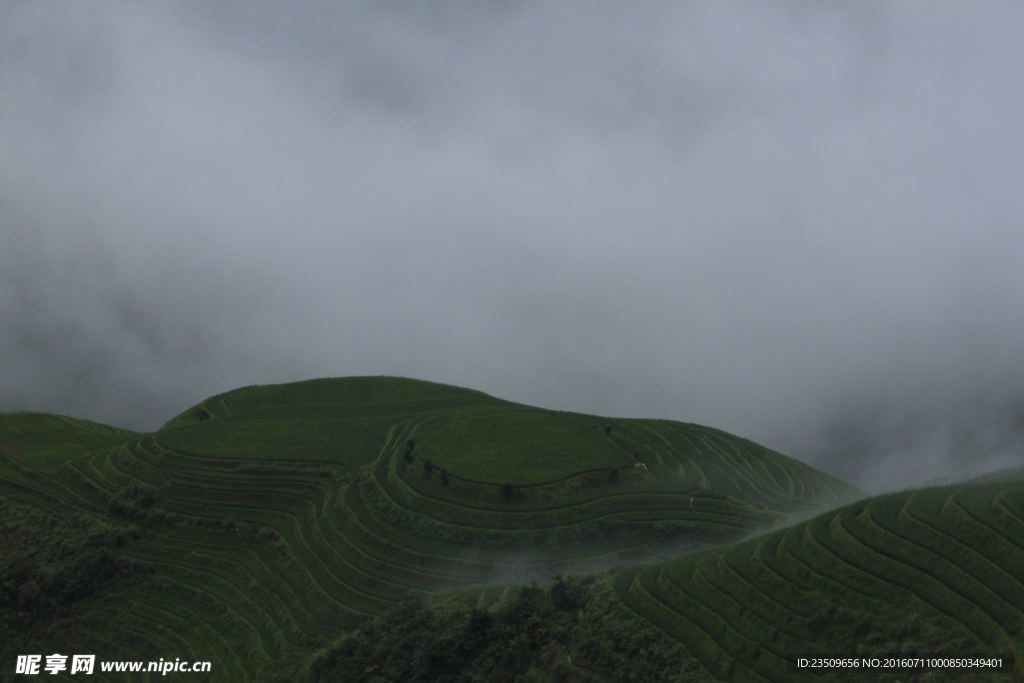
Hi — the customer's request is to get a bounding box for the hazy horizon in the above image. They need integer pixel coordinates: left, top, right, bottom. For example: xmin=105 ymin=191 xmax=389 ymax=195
xmin=4 ymin=1 xmax=1023 ymax=492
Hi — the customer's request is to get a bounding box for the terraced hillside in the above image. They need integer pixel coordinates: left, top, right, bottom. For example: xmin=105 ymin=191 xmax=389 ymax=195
xmin=1 ymin=377 xmax=858 ymax=680
xmin=317 ymin=475 xmax=1024 ymax=681
xmin=607 ymin=476 xmax=1024 ymax=680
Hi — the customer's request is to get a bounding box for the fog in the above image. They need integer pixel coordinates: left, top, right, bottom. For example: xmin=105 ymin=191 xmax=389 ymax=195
xmin=3 ymin=1 xmax=1023 ymax=492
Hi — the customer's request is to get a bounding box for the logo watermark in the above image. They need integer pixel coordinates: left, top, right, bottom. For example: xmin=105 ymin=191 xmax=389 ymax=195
xmin=15 ymin=654 xmax=211 ymax=676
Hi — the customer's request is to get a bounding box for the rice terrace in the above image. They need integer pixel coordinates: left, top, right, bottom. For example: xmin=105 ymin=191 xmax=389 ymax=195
xmin=1 ymin=376 xmax=1022 ymax=681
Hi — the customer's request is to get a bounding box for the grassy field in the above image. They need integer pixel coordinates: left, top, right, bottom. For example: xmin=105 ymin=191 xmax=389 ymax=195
xmin=5 ymin=377 xmax=1019 ymax=680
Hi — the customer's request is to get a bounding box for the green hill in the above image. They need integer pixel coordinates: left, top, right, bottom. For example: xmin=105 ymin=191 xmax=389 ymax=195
xmin=0 ymin=376 xmax=883 ymax=680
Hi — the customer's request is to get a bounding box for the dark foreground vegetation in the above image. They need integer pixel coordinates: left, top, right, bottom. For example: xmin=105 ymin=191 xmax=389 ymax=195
xmin=308 ymin=576 xmax=701 ymax=682
xmin=0 ymin=498 xmax=142 ymax=648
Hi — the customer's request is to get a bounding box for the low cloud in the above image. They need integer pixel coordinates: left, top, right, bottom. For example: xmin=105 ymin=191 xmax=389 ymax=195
xmin=3 ymin=1 xmax=1023 ymax=491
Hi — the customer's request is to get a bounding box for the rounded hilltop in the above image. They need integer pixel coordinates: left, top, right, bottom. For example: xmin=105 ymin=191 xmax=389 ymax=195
xmin=157 ymin=375 xmax=859 ymax=498
xmin=161 ymin=375 xmax=501 ymax=429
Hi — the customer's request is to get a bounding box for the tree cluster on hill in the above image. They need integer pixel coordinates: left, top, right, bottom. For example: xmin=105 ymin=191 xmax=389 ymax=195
xmin=306 ymin=575 xmax=703 ymax=682
xmin=0 ymin=499 xmax=143 ymax=653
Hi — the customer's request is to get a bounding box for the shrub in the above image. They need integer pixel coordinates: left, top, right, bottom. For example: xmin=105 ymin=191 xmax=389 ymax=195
xmin=107 ymin=485 xmax=159 ymax=519
xmin=549 ymin=575 xmax=587 ymax=611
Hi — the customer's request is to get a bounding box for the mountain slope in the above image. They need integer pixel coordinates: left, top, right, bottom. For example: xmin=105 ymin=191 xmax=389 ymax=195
xmin=319 ymin=475 xmax=1024 ymax=681
xmin=608 ymin=476 xmax=1024 ymax=680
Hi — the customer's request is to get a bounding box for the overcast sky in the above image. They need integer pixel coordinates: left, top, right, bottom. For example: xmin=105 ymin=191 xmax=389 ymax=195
xmin=3 ymin=0 xmax=1023 ymax=491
